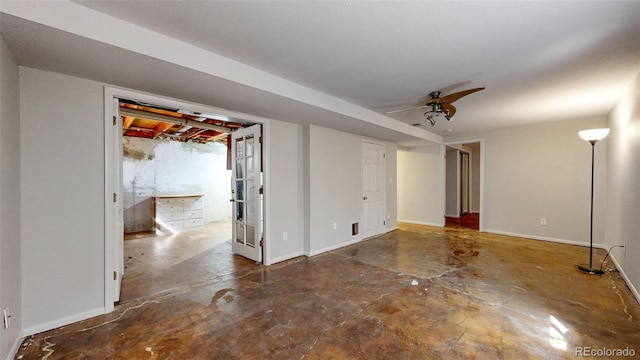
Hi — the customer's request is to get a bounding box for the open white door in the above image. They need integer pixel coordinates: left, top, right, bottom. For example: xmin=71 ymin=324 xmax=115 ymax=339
xmin=361 ymin=140 xmax=386 ymax=239
xmin=460 ymin=151 xmax=470 ymax=215
xmin=231 ymin=124 xmax=262 ymax=262
xmin=113 ymin=98 xmax=124 ymax=301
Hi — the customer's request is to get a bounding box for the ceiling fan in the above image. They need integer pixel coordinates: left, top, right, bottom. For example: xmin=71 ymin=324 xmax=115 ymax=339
xmin=385 ymin=87 xmax=485 ymax=126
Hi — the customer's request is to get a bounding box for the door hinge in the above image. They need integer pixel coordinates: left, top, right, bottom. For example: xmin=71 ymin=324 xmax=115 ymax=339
xmin=259 ymin=186 xmax=263 ymax=195
xmin=383 ymin=153 xmax=386 ymax=158
xmin=113 ymin=116 xmax=117 ymax=126
xmin=384 ymin=221 xmax=386 ymax=226
xmin=259 ymin=135 xmax=263 ymax=144
xmin=113 ymin=193 xmax=117 ymax=202
xmin=113 ymin=271 xmax=117 ymax=280
xmin=260 ymin=238 xmax=264 ymax=247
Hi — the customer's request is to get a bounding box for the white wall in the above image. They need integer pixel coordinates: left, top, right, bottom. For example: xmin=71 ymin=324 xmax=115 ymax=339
xmin=384 ymin=142 xmax=398 ymax=230
xmin=445 ymin=117 xmax=608 ymax=245
xmin=397 ymin=143 xmax=442 ymax=226
xmin=0 ymin=34 xmax=22 ymax=360
xmin=264 ymin=120 xmax=305 ymax=263
xmin=307 ymin=125 xmax=362 ymax=254
xmin=606 ymin=74 xmax=640 ymax=301
xmin=305 ymin=125 xmax=397 ymax=256
xmin=20 ymin=68 xmax=105 ymax=334
xmin=123 ymin=137 xmax=231 ymax=232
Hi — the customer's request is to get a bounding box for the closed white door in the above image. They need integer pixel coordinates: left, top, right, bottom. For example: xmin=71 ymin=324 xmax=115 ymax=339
xmin=361 ymin=140 xmax=385 ymax=238
xmin=231 ymin=124 xmax=262 ymax=262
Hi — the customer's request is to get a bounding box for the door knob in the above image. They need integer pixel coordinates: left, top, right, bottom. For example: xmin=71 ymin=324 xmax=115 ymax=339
xmin=362 ymin=196 xmax=368 ymax=200
xmin=229 ymin=199 xmax=235 ymax=202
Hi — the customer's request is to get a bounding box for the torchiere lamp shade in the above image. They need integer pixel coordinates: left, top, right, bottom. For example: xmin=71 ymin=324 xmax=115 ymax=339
xmin=579 ymin=128 xmax=610 ymax=142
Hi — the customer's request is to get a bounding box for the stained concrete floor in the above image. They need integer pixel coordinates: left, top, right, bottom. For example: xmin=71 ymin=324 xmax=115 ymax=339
xmin=16 ymin=223 xmax=640 ymax=359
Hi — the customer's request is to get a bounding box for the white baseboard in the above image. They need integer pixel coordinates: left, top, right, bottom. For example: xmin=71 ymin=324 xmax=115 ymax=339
xmin=268 ymin=252 xmax=304 ymax=265
xmin=398 ymin=219 xmax=443 ymax=227
xmin=5 ymin=334 xmax=23 ymax=360
xmin=608 ymin=253 xmax=640 ymax=305
xmin=22 ymin=307 xmax=105 ymax=337
xmin=304 ymin=227 xmax=400 ymax=257
xmin=483 ymin=229 xmax=606 ymax=249
xmin=305 ymin=237 xmax=363 ymax=257
xmin=445 ymin=213 xmax=460 ymax=218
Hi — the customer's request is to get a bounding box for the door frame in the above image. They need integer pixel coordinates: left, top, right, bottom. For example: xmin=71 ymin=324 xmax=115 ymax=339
xmin=103 ymin=86 xmax=274 ymax=312
xmin=360 ymin=138 xmax=386 ymax=239
xmin=441 ymin=139 xmax=485 ymax=231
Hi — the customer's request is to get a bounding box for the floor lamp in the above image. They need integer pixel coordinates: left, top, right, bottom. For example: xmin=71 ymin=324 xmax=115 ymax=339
xmin=577 ymin=128 xmax=609 ymax=275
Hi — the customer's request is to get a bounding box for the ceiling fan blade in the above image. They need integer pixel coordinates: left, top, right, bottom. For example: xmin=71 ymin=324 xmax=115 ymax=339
xmin=385 ymin=105 xmax=430 ymax=114
xmin=434 ymin=87 xmax=485 ymax=104
xmin=443 ymin=103 xmax=457 ymax=117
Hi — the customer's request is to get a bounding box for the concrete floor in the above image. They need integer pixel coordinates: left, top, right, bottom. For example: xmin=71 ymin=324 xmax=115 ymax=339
xmin=16 ymin=223 xmax=640 ymax=359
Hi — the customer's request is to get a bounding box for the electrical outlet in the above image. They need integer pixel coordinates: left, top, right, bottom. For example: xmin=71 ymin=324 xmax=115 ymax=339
xmin=333 ymin=222 xmax=337 ymax=230
xmin=3 ymin=307 xmax=10 ymax=329
xmin=540 ymin=218 xmax=547 ymax=226
xmin=282 ymin=232 xmax=288 ymax=241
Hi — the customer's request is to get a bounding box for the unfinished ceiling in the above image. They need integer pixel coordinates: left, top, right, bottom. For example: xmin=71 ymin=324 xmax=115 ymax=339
xmin=119 ymin=100 xmax=250 ymax=144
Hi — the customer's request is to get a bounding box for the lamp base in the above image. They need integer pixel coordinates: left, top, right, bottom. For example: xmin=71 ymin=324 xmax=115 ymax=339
xmin=577 ymin=265 xmax=605 ymax=275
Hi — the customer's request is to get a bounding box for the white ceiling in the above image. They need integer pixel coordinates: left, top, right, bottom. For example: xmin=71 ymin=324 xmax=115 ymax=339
xmin=2 ymin=1 xmax=639 ymax=143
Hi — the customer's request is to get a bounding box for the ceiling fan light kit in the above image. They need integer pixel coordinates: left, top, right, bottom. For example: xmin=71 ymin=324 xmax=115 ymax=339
xmin=424 ymin=114 xmax=436 ymax=126
xmin=388 ymin=87 xmax=485 ymax=127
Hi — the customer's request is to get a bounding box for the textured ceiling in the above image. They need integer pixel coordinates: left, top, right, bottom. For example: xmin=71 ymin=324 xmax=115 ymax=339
xmin=3 ymin=1 xmax=639 ymax=140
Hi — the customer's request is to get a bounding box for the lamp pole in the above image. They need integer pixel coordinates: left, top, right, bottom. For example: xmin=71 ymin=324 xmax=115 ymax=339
xmin=577 ymin=128 xmax=609 ymax=275
xmin=587 ymin=140 xmax=596 ymax=270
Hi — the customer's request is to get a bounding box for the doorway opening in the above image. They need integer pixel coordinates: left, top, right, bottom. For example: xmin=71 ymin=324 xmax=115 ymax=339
xmin=110 ymin=94 xmax=264 ymax=304
xmin=444 ymin=142 xmax=481 ymax=230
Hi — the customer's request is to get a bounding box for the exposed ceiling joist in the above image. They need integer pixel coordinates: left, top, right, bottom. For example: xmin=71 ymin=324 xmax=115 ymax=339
xmin=119 ymin=107 xmax=231 ymax=133
xmin=123 ymin=116 xmax=135 ymax=130
xmin=205 ymin=133 xmax=230 ymax=143
xmin=153 ymin=122 xmax=174 ymax=139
